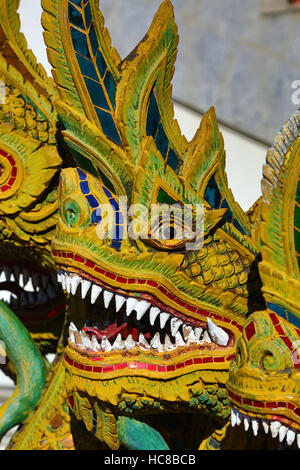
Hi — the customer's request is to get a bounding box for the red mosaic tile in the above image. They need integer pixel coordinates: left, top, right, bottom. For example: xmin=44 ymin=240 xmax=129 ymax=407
xmin=85 ymin=260 xmax=95 ymax=269
xmin=193 ymin=358 xmax=203 ymax=365
xmin=1 ymin=185 xmax=10 ymax=192
xmin=138 ymin=279 xmax=146 ymax=285
xmin=166 ymin=365 xmax=176 ymax=372
xmin=7 ymin=177 xmax=16 ymax=186
xmin=137 ymin=363 xmax=147 ymax=370
xmin=227 ymin=355 xmax=236 ymax=361
xmin=176 ymin=362 xmax=185 ymax=369
xmin=288 ymin=403 xmax=295 ymax=411
xmin=7 ymin=155 xmax=15 ymax=165
xmin=147 ymin=364 xmax=157 ymax=371
xmin=102 ymin=366 xmax=114 ymax=373
xmin=275 ymin=325 xmax=285 ymax=336
xmin=84 ymin=365 xmax=93 ymax=372
xmin=242 ymin=398 xmax=253 ymax=406
xmin=93 ymin=366 xmax=103 ymax=373
xmin=282 ymin=337 xmax=293 ymax=350
xmin=202 ymin=357 xmax=213 ymax=364
xmin=67 ymin=253 xmax=74 ymax=259
xmin=105 ymin=272 xmax=116 ymax=280
xmin=94 ymin=267 xmax=105 ymax=275
xmin=214 ymin=357 xmax=225 ymax=363
xmin=74 ymin=255 xmax=85 ymax=264
xmin=116 ymin=276 xmax=127 ymax=284
xmin=269 ymin=313 xmax=280 ymax=325
xmin=128 ymin=279 xmax=137 ymax=285
xmin=184 ymin=359 xmax=193 ymax=366
xmin=11 ymin=167 xmax=17 ymax=177
xmin=157 ymin=366 xmax=167 ymax=372
xmin=147 ymin=281 xmax=158 ymax=288
xmin=266 ymin=402 xmax=278 ymax=409
xmin=185 ymin=305 xmax=197 ymax=313
xmin=114 ymin=363 xmax=127 ymax=370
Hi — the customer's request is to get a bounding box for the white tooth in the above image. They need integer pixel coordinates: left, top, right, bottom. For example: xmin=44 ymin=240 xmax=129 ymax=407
xmin=186 ymin=330 xmax=197 ymax=345
xmin=286 ymin=429 xmax=295 ymax=446
xmin=175 ymin=331 xmax=185 ymax=347
xmin=69 ymin=330 xmax=75 ymax=343
xmin=159 ymin=312 xmax=170 ymax=329
xmin=124 ymin=334 xmax=135 ymax=350
xmin=101 ymin=336 xmax=112 ymax=351
xmin=104 ymin=290 xmax=113 ymax=309
xmin=182 ymin=325 xmax=193 ymax=341
xmin=297 ymin=433 xmax=300 ymax=449
xmin=115 ymin=294 xmax=126 ymax=312
xmin=244 ymin=416 xmax=250 ymax=431
xmin=170 ymin=317 xmax=183 ymax=337
xmin=69 ymin=322 xmax=78 ymax=332
xmin=112 ymin=333 xmax=124 ymax=350
xmin=24 ymin=277 xmax=35 ymax=293
xmin=149 ymin=307 xmax=160 ymax=326
xmin=138 ymin=333 xmax=150 ymax=350
xmin=194 ymin=327 xmax=203 ymax=341
xmin=236 ymin=410 xmax=241 ymax=426
xmin=91 ymin=336 xmax=100 ymax=351
xmin=135 ymin=300 xmax=151 ymax=321
xmin=41 ymin=275 xmax=48 ymax=289
xmin=207 ymin=318 xmax=229 ymax=347
xmin=231 ymin=409 xmax=237 ymax=427
xmin=150 ymin=332 xmax=163 ymax=352
xmin=57 ymin=272 xmax=62 ymax=284
xmin=163 ymin=335 xmax=174 ymax=351
xmin=262 ymin=420 xmax=269 ymax=434
xmin=91 ymin=285 xmax=102 ymax=304
xmin=0 ymin=271 xmax=6 ymax=283
xmin=65 ymin=275 xmax=71 ymax=294
xmin=202 ymin=331 xmax=211 ymax=343
xmin=126 ymin=298 xmax=137 ymax=317
xmin=252 ymin=419 xmax=259 ymax=436
xmin=279 ymin=425 xmax=288 ymax=443
xmin=270 ymin=420 xmax=281 ymax=438
xmin=81 ymin=279 xmax=91 ymax=299
xmin=70 ymin=275 xmax=80 ymax=296
xmin=61 ymin=274 xmax=66 ymax=291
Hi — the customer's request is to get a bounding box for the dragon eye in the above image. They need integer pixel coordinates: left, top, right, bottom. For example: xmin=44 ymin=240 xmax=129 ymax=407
xmin=63 ymin=200 xmax=81 ymax=228
xmin=146 ymin=213 xmax=195 ymax=251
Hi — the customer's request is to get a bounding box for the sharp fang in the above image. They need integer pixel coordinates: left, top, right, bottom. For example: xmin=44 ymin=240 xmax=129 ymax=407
xmin=170 ymin=317 xmax=183 ymax=337
xmin=236 ymin=410 xmax=241 ymax=426
xmin=115 ymin=295 xmax=126 ymax=312
xmin=244 ymin=416 xmax=250 ymax=431
xmin=262 ymin=420 xmax=269 ymax=434
xmin=194 ymin=327 xmax=203 ymax=341
xmin=65 ymin=275 xmax=71 ymax=294
xmin=0 ymin=271 xmax=6 ymax=283
xmin=112 ymin=333 xmax=123 ymax=350
xmin=231 ymin=409 xmax=237 ymax=427
xmin=81 ymin=280 xmax=91 ymax=299
xmin=101 ymin=336 xmax=112 ymax=351
xmin=286 ymin=429 xmax=295 ymax=446
xmin=103 ymin=290 xmax=113 ymax=309
xmin=182 ymin=325 xmax=193 ymax=341
xmin=124 ymin=334 xmax=135 ymax=349
xmin=207 ymin=318 xmax=229 ymax=347
xmin=160 ymin=312 xmax=170 ymax=329
xmin=135 ymin=300 xmax=150 ymax=321
xmin=91 ymin=336 xmax=100 ymax=351
xmin=175 ymin=331 xmax=185 ymax=347
xmin=164 ymin=335 xmax=174 ymax=351
xmin=61 ymin=274 xmax=66 ymax=291
xmin=74 ymin=331 xmax=82 ymax=345
xmin=252 ymin=419 xmax=259 ymax=436
xmin=69 ymin=330 xmax=75 ymax=343
xmin=70 ymin=275 xmax=80 ymax=296
xmin=202 ymin=331 xmax=211 ymax=343
xmin=91 ymin=285 xmax=102 ymax=304
xmin=187 ymin=330 xmax=197 ymax=345
xmin=150 ymin=332 xmax=163 ymax=352
xmin=270 ymin=420 xmax=281 ymax=438
xmin=279 ymin=425 xmax=288 ymax=443
xmin=138 ymin=333 xmax=150 ymax=350
xmin=149 ymin=307 xmax=160 ymax=326
xmin=69 ymin=322 xmax=78 ymax=332
xmin=126 ymin=298 xmax=137 ymax=317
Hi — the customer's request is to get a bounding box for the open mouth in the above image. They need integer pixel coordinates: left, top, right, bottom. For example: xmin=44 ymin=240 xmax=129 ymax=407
xmin=0 ymin=265 xmax=63 ymax=313
xmin=58 ymin=269 xmax=231 ymax=355
xmin=231 ymin=407 xmax=300 ymax=448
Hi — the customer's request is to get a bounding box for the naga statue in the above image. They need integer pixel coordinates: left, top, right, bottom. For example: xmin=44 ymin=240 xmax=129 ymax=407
xmin=0 ymin=0 xmax=297 ymax=451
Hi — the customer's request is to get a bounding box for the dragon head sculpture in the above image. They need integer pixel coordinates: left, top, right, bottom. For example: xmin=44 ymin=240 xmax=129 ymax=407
xmin=227 ymin=111 xmax=300 ymax=449
xmin=0 ymin=0 xmax=66 ymax=355
xmin=42 ymin=0 xmax=262 ymax=448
